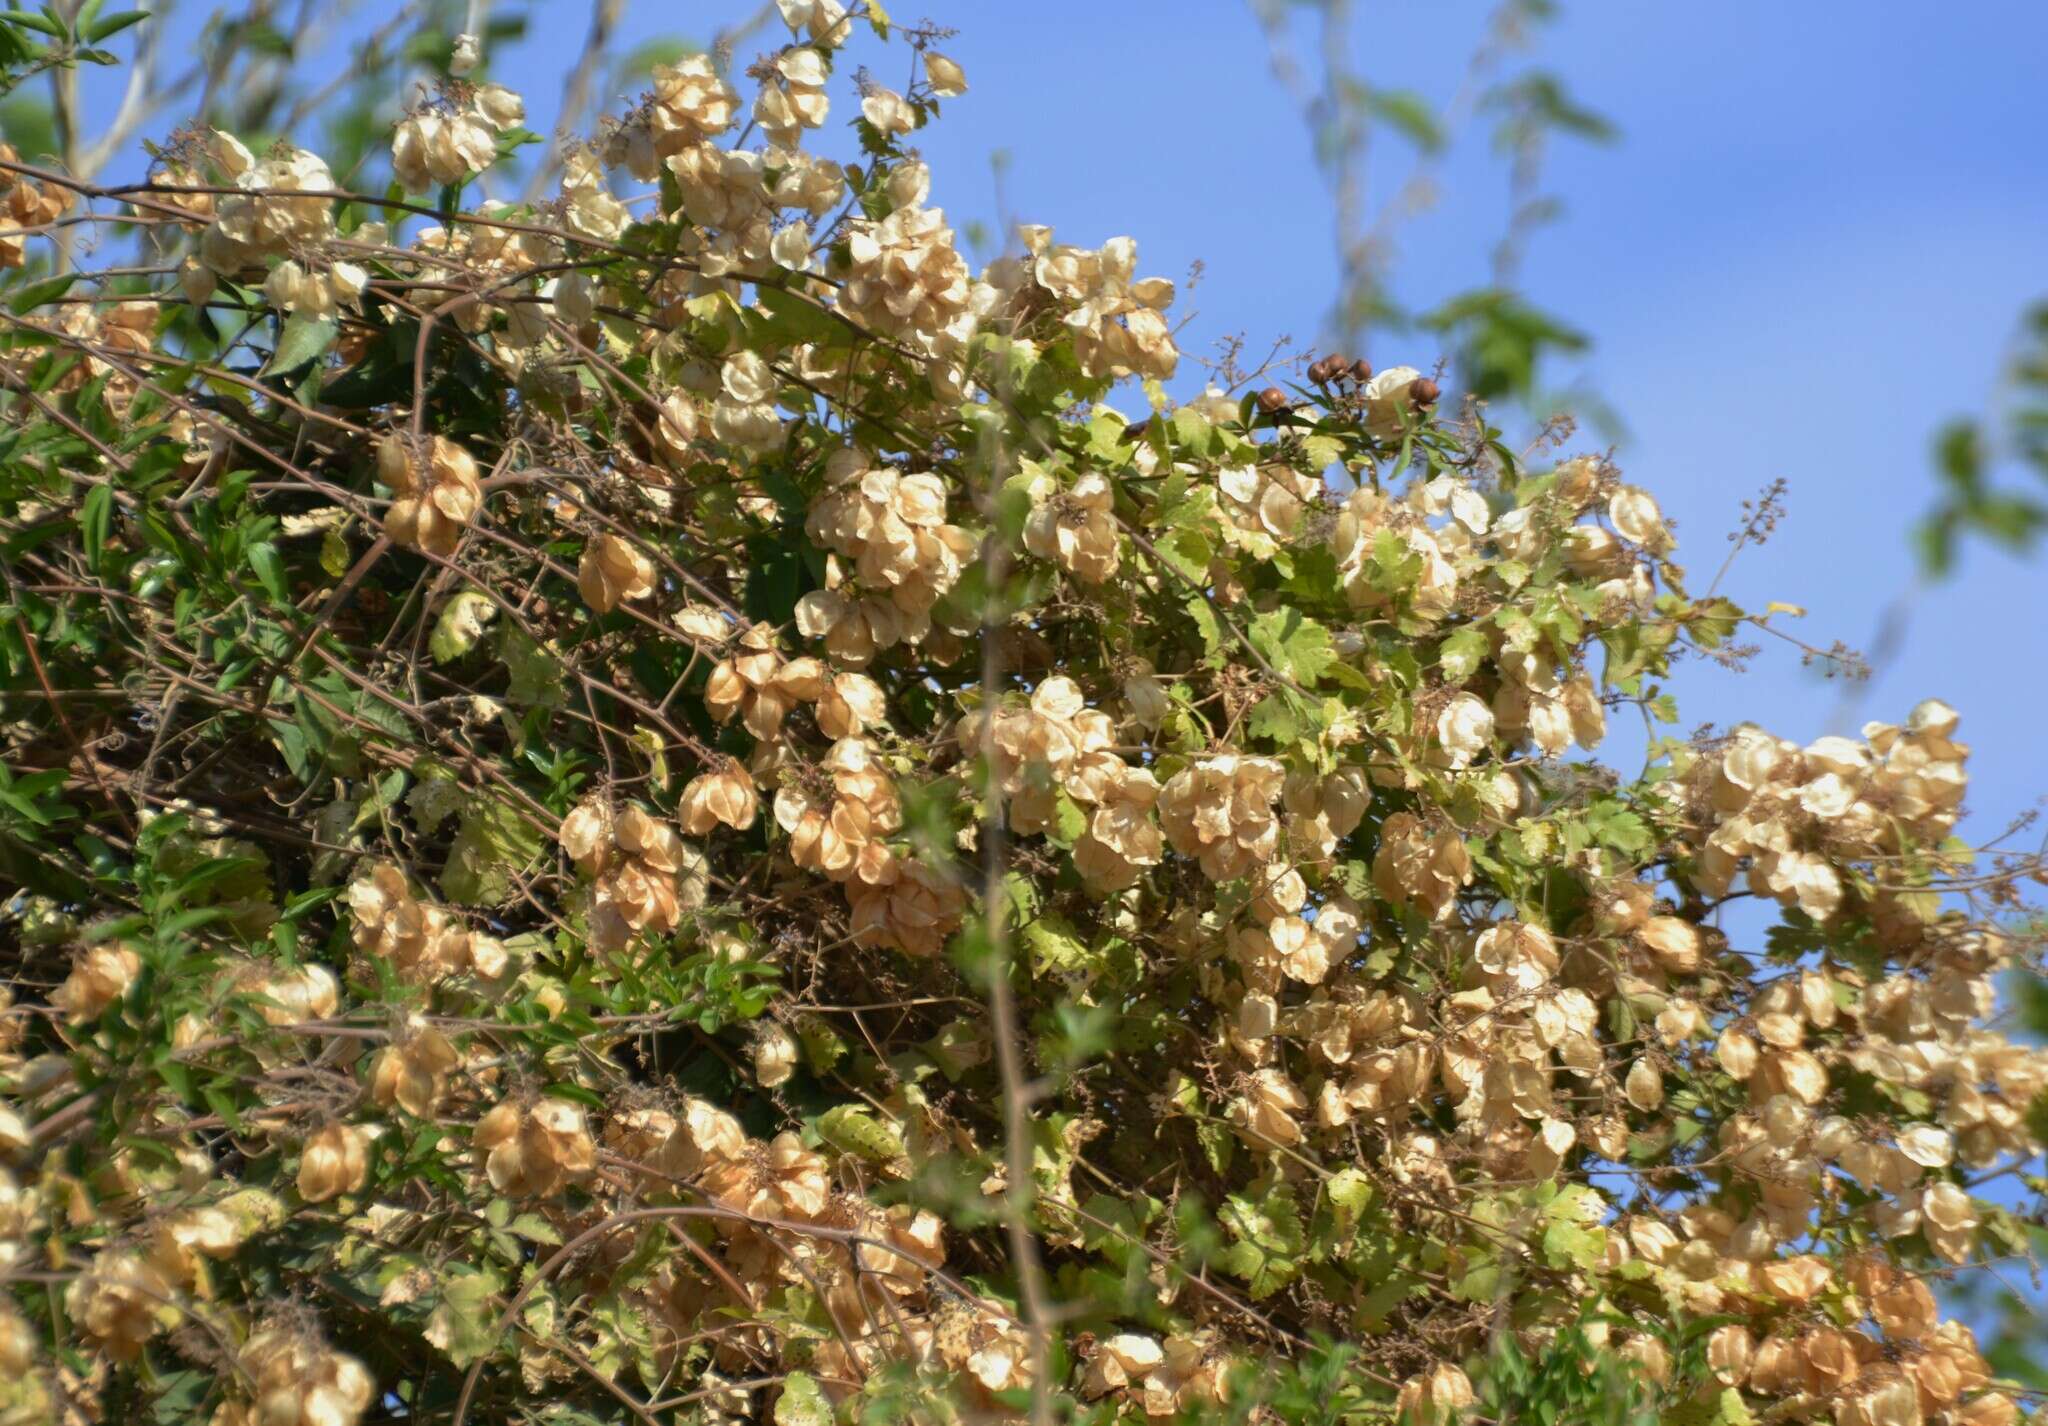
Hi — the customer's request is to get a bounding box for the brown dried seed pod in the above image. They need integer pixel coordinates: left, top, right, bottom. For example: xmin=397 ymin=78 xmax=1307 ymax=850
xmin=1411 ymin=377 xmax=1441 ymax=406
xmin=1350 ymin=357 xmax=1373 ymax=383
xmin=1255 ymin=386 xmax=1289 ymax=414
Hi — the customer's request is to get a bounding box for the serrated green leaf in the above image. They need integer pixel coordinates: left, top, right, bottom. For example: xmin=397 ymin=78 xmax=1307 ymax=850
xmin=776 ymin=1372 xmax=832 ymax=1426
xmin=1439 ymin=625 xmax=1489 ymax=683
xmin=319 ymin=524 xmax=350 ymax=577
xmin=430 ymin=590 xmax=497 ymax=663
xmin=815 ymin=1103 xmax=905 ymax=1165
xmin=1218 ymin=1185 xmax=1305 ymax=1299
xmin=439 ymin=797 xmax=542 ymax=907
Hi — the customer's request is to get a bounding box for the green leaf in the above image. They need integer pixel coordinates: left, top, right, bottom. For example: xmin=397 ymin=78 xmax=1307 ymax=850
xmin=0 ymin=787 xmax=53 ymax=826
xmin=776 ymin=1372 xmax=832 ymax=1426
xmin=1717 ymin=1388 xmax=1756 ymax=1426
xmin=1364 ymin=87 xmax=1444 ymax=153
xmin=742 ymin=533 xmax=808 ymax=625
xmin=752 ymin=283 xmax=843 ymax=346
xmin=1247 ymin=607 xmax=1335 ymax=685
xmin=1327 ymin=1168 xmax=1374 ymax=1229
xmin=3 ymin=9 xmax=65 ymax=37
xmin=265 ymin=315 xmax=337 ymax=375
xmin=319 ymin=524 xmax=350 ymax=577
xmin=423 ymin=1264 xmax=505 ymax=1367
xmin=83 ymin=8 xmax=147 ymax=43
xmin=1184 ymin=593 xmax=1227 ymax=665
xmin=2025 ymin=1089 xmax=2048 ymax=1152
xmin=80 ymin=483 xmax=111 ymax=572
xmin=246 ymin=541 xmax=288 ymax=603
xmin=430 ymin=590 xmax=497 ymax=663
xmin=1218 ymin=1185 xmax=1306 ymax=1299
xmin=1047 ymin=789 xmax=1087 ymax=848
xmin=506 ymin=1212 xmax=563 ymax=1245
xmin=9 ymin=271 xmax=75 ymax=314
xmin=1019 ymin=910 xmax=1089 ymax=976
xmin=1245 ymin=692 xmax=1298 ymax=745
xmin=1439 ymin=625 xmax=1489 ymax=683
xmin=815 ymin=1103 xmax=905 ymax=1165
xmin=440 ymin=797 xmax=543 ymax=907
xmin=498 ymin=626 xmax=566 ymax=708
xmin=1541 ymin=1218 xmax=1604 ymax=1271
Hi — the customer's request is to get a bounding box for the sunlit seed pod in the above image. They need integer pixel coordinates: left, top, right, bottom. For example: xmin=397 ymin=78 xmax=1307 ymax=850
xmin=752 ymin=1024 xmax=798 ymax=1087
xmin=297 ymin=1123 xmax=370 ymax=1204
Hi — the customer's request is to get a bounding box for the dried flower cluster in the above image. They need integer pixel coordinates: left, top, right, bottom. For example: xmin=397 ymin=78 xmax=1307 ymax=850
xmin=0 ymin=9 xmax=2042 ymax=1426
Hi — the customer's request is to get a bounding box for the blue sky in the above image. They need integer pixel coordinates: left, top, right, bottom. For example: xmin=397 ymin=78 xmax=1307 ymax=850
xmin=65 ymin=0 xmax=2048 ymax=837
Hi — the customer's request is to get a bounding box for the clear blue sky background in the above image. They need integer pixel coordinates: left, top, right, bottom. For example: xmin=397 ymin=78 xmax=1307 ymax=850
xmin=73 ymin=0 xmax=2048 ymax=840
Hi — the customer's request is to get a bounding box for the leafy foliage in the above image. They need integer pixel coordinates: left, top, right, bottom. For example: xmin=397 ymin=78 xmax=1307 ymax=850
xmin=0 ymin=8 xmax=2044 ymax=1426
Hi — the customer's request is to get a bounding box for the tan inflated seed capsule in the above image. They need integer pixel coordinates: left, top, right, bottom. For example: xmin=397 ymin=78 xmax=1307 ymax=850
xmin=66 ymin=1251 xmax=177 ymax=1361
xmin=1748 ymin=1335 xmax=1804 ymax=1395
xmin=680 ymin=763 xmax=758 ymax=834
xmin=753 ymin=1023 xmax=798 ymax=1087
xmin=0 ymin=1303 xmax=33 ymax=1374
xmin=1396 ymin=1363 xmax=1475 ymax=1422
xmin=1707 ymin=1325 xmax=1755 ymax=1385
xmin=297 ymin=1123 xmax=370 ymax=1203
xmin=240 ymin=1328 xmax=376 ymax=1426
xmin=578 ymin=532 xmax=658 ymax=613
xmin=52 ymin=943 xmax=141 ymax=1022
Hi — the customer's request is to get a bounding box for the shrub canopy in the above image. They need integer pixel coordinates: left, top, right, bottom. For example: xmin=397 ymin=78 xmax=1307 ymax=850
xmin=0 ymin=6 xmax=2043 ymax=1426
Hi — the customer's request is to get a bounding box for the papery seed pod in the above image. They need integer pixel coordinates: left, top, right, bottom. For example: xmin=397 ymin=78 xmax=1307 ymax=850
xmin=1707 ymin=1325 xmax=1755 ymax=1386
xmin=382 ymin=436 xmax=482 ymax=556
xmin=753 ymin=1023 xmax=798 ymax=1087
xmin=368 ymin=1022 xmax=459 ymax=1117
xmin=1396 ymin=1364 xmax=1475 ymax=1423
xmin=474 ymin=1096 xmax=595 ymax=1197
xmin=578 ymin=532 xmax=658 ymax=613
xmin=297 ymin=1123 xmax=370 ymax=1203
xmin=65 ymin=1251 xmax=178 ymax=1362
xmin=52 ymin=943 xmax=141 ymax=1022
xmin=240 ymin=1328 xmax=376 ymax=1426
xmin=680 ymin=763 xmax=759 ymax=834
